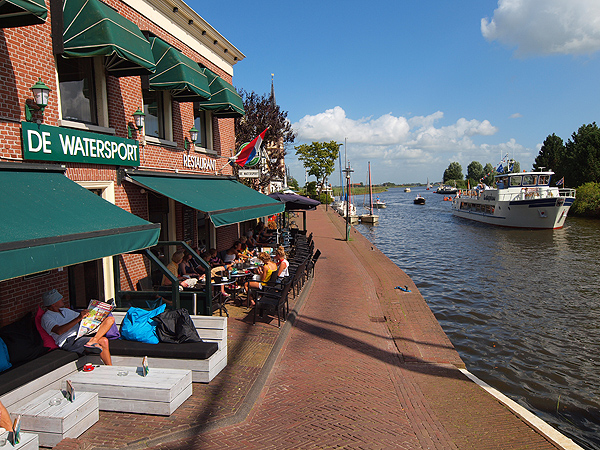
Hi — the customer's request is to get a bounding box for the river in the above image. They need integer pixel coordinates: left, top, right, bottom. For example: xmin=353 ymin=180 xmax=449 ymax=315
xmin=353 ymin=187 xmax=600 ymax=450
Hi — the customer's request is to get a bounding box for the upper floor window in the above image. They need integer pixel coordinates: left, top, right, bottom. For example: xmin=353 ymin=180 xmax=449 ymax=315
xmin=57 ymin=56 xmax=97 ymax=125
xmin=193 ymin=103 xmax=213 ymax=152
xmin=143 ymin=89 xmax=164 ymax=139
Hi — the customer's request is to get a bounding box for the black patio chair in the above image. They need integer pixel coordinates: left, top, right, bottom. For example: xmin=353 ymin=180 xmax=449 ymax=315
xmin=253 ymin=278 xmax=293 ymax=327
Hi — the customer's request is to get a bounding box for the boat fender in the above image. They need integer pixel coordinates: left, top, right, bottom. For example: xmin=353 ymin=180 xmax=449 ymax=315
xmin=395 ymin=285 xmax=411 ymax=292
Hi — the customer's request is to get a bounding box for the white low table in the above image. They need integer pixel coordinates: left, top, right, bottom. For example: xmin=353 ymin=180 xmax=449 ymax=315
xmin=69 ymin=366 xmax=192 ymax=416
xmin=0 ymin=432 xmax=38 ymax=450
xmin=13 ymin=390 xmax=98 ymax=447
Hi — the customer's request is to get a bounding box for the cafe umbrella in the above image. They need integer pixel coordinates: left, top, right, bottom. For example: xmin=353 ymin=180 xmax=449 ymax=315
xmin=268 ymin=192 xmax=321 ymax=230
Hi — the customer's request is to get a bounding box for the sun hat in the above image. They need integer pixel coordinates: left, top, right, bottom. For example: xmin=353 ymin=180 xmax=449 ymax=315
xmin=42 ymin=289 xmax=63 ymax=307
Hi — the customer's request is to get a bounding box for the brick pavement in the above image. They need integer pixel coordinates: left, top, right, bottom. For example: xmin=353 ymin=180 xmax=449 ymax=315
xmin=55 ymin=206 xmax=566 ymax=450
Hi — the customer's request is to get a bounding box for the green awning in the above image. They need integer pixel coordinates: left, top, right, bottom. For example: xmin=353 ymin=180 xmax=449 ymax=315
xmin=62 ymin=0 xmax=156 ymax=77
xmin=196 ymin=67 xmax=245 ymax=118
xmin=0 ymin=0 xmax=47 ymax=28
xmin=127 ymin=173 xmax=285 ymax=227
xmin=148 ymin=35 xmax=211 ymax=102
xmin=0 ymin=168 xmax=160 ymax=282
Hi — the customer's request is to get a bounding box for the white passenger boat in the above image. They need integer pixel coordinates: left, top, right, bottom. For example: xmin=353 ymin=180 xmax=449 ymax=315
xmin=451 ymin=171 xmax=576 ymax=229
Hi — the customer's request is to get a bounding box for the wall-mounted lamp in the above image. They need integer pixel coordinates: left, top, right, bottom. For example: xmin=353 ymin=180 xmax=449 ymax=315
xmin=128 ymin=107 xmax=145 ymax=138
xmin=25 ymin=78 xmax=51 ymax=122
xmin=172 ymin=6 xmax=178 ymax=12
xmin=184 ymin=125 xmax=198 ymax=150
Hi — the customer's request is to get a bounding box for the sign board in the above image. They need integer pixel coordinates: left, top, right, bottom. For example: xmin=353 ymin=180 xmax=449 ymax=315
xmin=182 ymin=154 xmax=216 ymax=172
xmin=21 ymin=121 xmax=140 ymax=166
xmin=239 ymin=169 xmax=260 ymax=178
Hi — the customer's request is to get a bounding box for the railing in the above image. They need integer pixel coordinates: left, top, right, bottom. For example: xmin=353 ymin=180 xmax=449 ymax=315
xmin=559 ymin=188 xmax=577 ymax=198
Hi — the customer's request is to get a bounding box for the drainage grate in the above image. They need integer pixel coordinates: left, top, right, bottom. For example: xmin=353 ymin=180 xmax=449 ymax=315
xmin=369 ymin=316 xmax=386 ymax=323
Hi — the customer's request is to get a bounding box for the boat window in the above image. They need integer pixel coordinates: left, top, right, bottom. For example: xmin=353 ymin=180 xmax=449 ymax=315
xmin=538 ymin=175 xmax=550 ymax=185
xmin=522 ymin=175 xmax=537 ymax=186
xmin=510 ymin=176 xmax=522 ymax=187
xmin=496 ymin=177 xmax=509 ymax=189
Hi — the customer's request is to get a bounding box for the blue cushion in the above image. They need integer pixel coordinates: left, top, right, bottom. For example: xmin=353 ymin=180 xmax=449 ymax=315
xmin=0 ymin=337 xmax=12 ymax=372
xmin=120 ymin=304 xmax=166 ymax=344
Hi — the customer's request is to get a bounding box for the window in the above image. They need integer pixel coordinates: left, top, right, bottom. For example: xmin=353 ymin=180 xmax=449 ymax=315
xmin=510 ymin=176 xmax=522 ymax=187
xmin=522 ymin=175 xmax=537 ymax=186
xmin=143 ymin=89 xmax=164 ymax=139
xmin=57 ymin=56 xmax=97 ymax=124
xmin=193 ymin=103 xmax=213 ymax=151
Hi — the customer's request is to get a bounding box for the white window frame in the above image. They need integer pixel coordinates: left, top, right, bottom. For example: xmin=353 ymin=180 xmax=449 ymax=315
xmin=56 ymin=56 xmax=115 ymax=135
xmin=143 ymin=91 xmax=176 ymax=147
xmin=75 ymin=180 xmax=116 ymax=301
xmin=194 ymin=110 xmax=215 ymax=155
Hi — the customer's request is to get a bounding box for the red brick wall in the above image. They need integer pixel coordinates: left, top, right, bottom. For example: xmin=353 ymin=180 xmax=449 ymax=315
xmin=216 ymin=224 xmax=240 ymax=251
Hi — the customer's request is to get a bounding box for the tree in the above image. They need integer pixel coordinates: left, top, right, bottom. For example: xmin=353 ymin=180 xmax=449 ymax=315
xmin=295 ymin=141 xmax=341 ymax=194
xmin=482 ymin=163 xmax=495 ymax=186
xmin=234 ymin=89 xmax=296 ymax=189
xmin=467 ymin=161 xmax=484 ymax=183
xmin=443 ymin=162 xmax=463 ymax=183
xmin=288 ymin=176 xmax=299 ymax=190
xmin=534 ymin=133 xmax=564 ymax=175
xmin=564 ymin=123 xmax=600 ymax=187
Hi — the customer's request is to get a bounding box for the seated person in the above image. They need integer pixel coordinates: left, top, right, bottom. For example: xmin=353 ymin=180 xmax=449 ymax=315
xmin=0 ymin=400 xmax=13 ymax=433
xmin=179 ymin=251 xmax=201 ymax=278
xmin=222 ymin=241 xmax=241 ymax=265
xmin=41 ymin=289 xmax=113 ymax=366
xmin=246 ymin=230 xmax=258 ymax=250
xmin=162 ymin=251 xmax=185 ymax=286
xmin=256 ymin=222 xmax=274 ymax=244
xmin=244 ymin=252 xmax=278 ymax=306
xmin=208 ymin=248 xmax=223 ymax=268
xmin=273 ymin=247 xmax=289 ymax=283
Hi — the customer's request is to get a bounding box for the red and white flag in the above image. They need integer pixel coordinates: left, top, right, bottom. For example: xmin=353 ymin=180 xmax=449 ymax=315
xmin=232 ymin=128 xmax=268 ymax=167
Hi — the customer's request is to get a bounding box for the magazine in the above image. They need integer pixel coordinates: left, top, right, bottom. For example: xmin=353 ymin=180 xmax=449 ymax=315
xmin=9 ymin=415 xmax=20 ymax=445
xmin=142 ymin=356 xmax=149 ymax=377
xmin=76 ymin=299 xmax=115 ymax=339
xmin=66 ymin=380 xmax=75 ymax=402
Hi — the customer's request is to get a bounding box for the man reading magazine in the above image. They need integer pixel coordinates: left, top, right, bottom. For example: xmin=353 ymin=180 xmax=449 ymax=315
xmin=41 ymin=289 xmax=113 ymax=366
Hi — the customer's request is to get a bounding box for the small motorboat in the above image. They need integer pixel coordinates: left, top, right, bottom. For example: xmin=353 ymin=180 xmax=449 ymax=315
xmin=372 ymin=197 xmax=387 ymax=208
xmin=413 ymin=194 xmax=425 ymax=205
xmin=404 ymin=187 xmax=411 ymax=192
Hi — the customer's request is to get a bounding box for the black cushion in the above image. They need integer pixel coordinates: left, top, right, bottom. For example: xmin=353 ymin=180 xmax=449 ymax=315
xmin=0 ymin=349 xmax=78 ymax=397
xmin=110 ymin=339 xmax=218 ymax=360
xmin=0 ymin=312 xmax=48 ymax=366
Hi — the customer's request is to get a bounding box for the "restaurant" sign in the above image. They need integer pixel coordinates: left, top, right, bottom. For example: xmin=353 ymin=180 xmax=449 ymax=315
xmin=22 ymin=122 xmax=140 ymax=167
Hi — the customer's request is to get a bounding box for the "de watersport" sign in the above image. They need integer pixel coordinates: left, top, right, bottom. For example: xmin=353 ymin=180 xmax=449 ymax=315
xmin=21 ymin=121 xmax=140 ymax=167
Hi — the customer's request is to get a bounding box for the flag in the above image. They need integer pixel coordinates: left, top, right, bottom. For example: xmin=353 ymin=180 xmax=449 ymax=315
xmin=497 ymin=164 xmax=504 ymax=173
xmin=234 ymin=128 xmax=268 ymax=167
xmin=556 ymin=177 xmax=564 ymax=186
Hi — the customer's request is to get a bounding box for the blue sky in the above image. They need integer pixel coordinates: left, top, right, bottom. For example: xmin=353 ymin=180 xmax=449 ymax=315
xmin=192 ymin=0 xmax=600 ymax=186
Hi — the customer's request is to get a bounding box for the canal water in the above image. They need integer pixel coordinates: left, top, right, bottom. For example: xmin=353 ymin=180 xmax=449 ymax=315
xmin=353 ymin=187 xmax=600 ymax=450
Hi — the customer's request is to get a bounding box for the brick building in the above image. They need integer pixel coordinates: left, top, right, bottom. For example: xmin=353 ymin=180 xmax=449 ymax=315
xmin=0 ymin=0 xmax=284 ymax=324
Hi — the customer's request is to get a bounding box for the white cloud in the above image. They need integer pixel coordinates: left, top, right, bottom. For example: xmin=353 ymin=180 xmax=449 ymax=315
xmin=510 ymin=113 xmax=523 ymax=119
xmin=290 ymin=106 xmax=527 ymax=183
xmin=481 ymin=0 xmax=600 ymax=56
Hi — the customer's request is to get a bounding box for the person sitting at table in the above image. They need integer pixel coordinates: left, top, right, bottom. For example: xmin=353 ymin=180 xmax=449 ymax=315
xmin=246 ymin=230 xmax=258 ymax=250
xmin=179 ymin=251 xmax=201 ymax=278
xmin=244 ymin=252 xmax=278 ymax=307
xmin=222 ymin=241 xmax=241 ymax=265
xmin=238 ymin=237 xmax=253 ymax=260
xmin=41 ymin=289 xmax=113 ymax=366
xmin=199 ymin=251 xmax=230 ymax=298
xmin=274 ymin=247 xmax=290 ymax=284
xmin=208 ymin=248 xmax=223 ymax=268
xmin=162 ymin=251 xmax=186 ymax=287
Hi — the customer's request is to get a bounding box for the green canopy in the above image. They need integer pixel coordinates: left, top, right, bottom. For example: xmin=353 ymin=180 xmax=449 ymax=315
xmin=0 ymin=167 xmax=160 ymax=282
xmin=148 ymin=35 xmax=211 ymax=102
xmin=127 ymin=172 xmax=285 ymax=227
xmin=62 ymin=0 xmax=156 ymax=77
xmin=196 ymin=67 xmax=245 ymax=118
xmin=0 ymin=0 xmax=47 ymax=28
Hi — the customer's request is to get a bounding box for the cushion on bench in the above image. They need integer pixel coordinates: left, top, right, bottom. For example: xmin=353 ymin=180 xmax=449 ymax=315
xmin=109 ymin=339 xmax=218 ymax=360
xmin=0 ymin=349 xmax=78 ymax=396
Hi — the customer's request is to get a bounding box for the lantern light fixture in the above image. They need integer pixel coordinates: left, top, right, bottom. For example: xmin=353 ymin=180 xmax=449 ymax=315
xmin=128 ymin=108 xmax=145 ymax=138
xmin=25 ymin=77 xmax=51 ymax=122
xmin=185 ymin=125 xmax=199 ymax=150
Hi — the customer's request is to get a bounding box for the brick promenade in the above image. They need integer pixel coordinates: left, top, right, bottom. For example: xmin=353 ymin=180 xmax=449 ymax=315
xmin=56 ymin=206 xmax=567 ymax=450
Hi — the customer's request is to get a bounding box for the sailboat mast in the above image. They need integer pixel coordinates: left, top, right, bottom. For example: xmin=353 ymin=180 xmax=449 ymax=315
xmin=368 ymin=161 xmax=373 ymax=214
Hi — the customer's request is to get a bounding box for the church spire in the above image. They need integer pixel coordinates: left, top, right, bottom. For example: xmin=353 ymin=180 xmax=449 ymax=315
xmin=270 ymin=73 xmax=276 ymax=105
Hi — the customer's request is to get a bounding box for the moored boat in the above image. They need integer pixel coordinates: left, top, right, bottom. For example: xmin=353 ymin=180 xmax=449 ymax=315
xmin=435 ymin=185 xmax=458 ymax=194
xmin=360 ymin=162 xmax=379 ymax=224
xmin=451 ymin=170 xmax=575 ymax=229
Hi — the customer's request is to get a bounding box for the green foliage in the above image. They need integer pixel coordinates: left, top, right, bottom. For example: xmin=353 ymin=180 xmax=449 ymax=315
xmin=287 ymin=176 xmax=299 ymax=190
xmin=305 ymin=181 xmax=317 ymax=197
xmin=295 ymin=141 xmax=341 ymax=193
xmin=467 ymin=161 xmax=484 ymax=183
xmin=564 ymin=123 xmax=600 ymax=187
xmin=571 ymin=182 xmax=600 ymax=217
xmin=443 ymin=162 xmax=463 ymax=183
xmin=482 ymin=163 xmax=495 ymax=185
xmin=534 ymin=133 xmax=564 ymax=176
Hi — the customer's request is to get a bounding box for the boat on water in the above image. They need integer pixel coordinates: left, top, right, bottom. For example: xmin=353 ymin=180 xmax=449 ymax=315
xmin=435 ymin=184 xmax=457 ymax=194
xmin=372 ymin=197 xmax=387 ymax=208
xmin=404 ymin=187 xmax=411 ymax=192
xmin=413 ymin=194 xmax=425 ymax=205
xmin=451 ymin=170 xmax=576 ymax=229
xmin=360 ymin=162 xmax=379 ymax=224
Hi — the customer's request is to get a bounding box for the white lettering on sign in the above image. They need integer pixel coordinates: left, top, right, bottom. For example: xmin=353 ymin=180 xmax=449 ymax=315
xmin=58 ymin=134 xmax=138 ymax=162
xmin=27 ymin=129 xmax=51 ymax=154
xmin=183 ymin=154 xmax=216 ymax=172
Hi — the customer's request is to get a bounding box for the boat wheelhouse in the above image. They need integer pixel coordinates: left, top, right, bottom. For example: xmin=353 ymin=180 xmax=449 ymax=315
xmin=451 ymin=171 xmax=576 ymax=229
